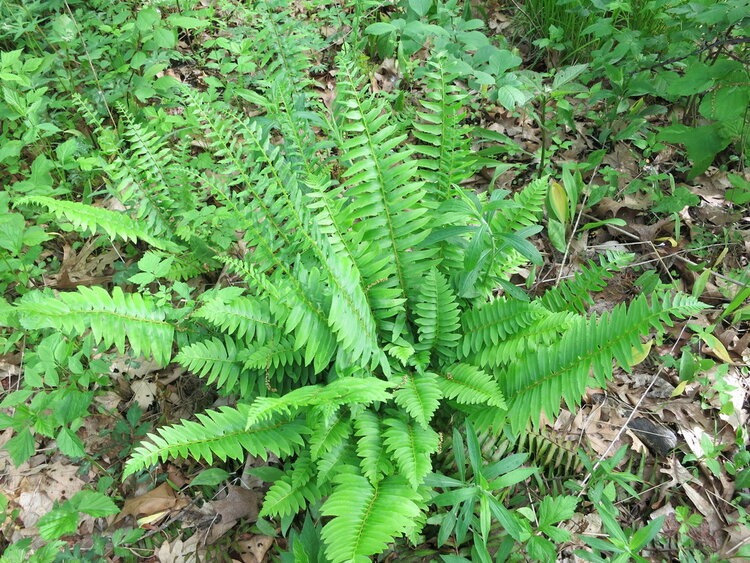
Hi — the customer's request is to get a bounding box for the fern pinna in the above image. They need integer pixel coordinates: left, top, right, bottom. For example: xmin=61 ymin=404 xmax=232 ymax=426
xmin=9 ymin=49 xmax=706 ymax=561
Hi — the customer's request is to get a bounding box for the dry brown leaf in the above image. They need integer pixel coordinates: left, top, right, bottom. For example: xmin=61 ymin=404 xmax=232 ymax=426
xmin=206 ymin=485 xmax=260 ymax=542
xmin=130 ymin=379 xmax=157 ymax=409
xmin=156 ymin=536 xmax=201 ymax=563
xmin=115 ymin=482 xmax=181 ymax=524
xmin=237 ymin=534 xmax=274 ymax=563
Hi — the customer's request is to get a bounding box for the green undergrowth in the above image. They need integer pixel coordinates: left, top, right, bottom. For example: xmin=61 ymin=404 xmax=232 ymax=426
xmin=0 ymin=0 xmax=748 ymax=561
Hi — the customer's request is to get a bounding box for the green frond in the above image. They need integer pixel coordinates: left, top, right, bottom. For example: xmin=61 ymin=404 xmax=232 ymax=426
xmin=334 ymin=51 xmax=436 ymax=304
xmin=491 ymin=177 xmax=548 ymax=232
xmin=123 ymin=407 xmax=308 ymax=477
xmin=437 ymin=363 xmax=506 ymax=408
xmin=467 ymin=310 xmax=576 ymax=368
xmin=260 ymin=453 xmax=324 ymax=519
xmin=18 ymin=196 xmax=175 ymax=251
xmin=245 ymin=377 xmax=392 ymax=428
xmin=393 ymin=372 xmax=442 ymax=429
xmin=501 ymin=292 xmax=707 ymax=433
xmin=16 ymin=287 xmax=173 ymax=365
xmin=460 ymin=298 xmax=545 ymax=358
xmin=540 ymin=251 xmax=635 ymax=314
xmin=190 ymin=89 xmax=381 ymax=369
xmin=414 ymin=268 xmax=461 ymax=359
xmin=174 ymin=337 xmax=242 ymax=393
xmin=107 ymin=106 xmax=183 ymax=237
xmin=310 ymin=414 xmax=351 ymax=461
xmin=354 ymin=410 xmax=393 ymax=484
xmin=221 ymin=257 xmax=337 ymax=373
xmin=194 ymin=288 xmax=277 ymax=344
xmin=260 ymin=477 xmax=322 ymax=519
xmin=412 ymin=55 xmax=477 ymax=197
xmin=316 ymin=439 xmax=357 ymax=485
xmin=383 ymin=414 xmax=439 ymax=488
xmin=241 ymin=337 xmax=303 ymax=372
xmin=321 ymin=470 xmax=423 ymax=563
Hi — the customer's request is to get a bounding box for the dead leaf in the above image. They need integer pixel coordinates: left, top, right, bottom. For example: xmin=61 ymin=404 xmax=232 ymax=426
xmin=115 ymin=482 xmax=182 ymax=524
xmin=206 ymin=485 xmax=260 ymax=542
xmin=131 ymin=379 xmax=157 ymax=409
xmin=237 ymin=534 xmax=274 ymax=563
xmin=156 ymin=536 xmax=201 ymax=563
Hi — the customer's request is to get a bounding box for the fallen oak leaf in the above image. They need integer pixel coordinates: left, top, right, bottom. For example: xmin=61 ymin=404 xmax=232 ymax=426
xmin=115 ymin=482 xmax=185 ymax=525
xmin=206 ymin=485 xmax=260 ymax=543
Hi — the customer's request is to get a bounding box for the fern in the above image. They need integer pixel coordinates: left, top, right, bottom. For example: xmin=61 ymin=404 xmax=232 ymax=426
xmin=383 ymin=415 xmax=439 ymax=488
xmin=13 ymin=41 xmax=709 ymax=562
xmin=321 ymin=470 xmax=423 ymax=563
xmin=438 ymin=363 xmax=506 ymax=408
xmin=412 ymin=55 xmax=478 ymax=198
xmin=334 ymin=51 xmax=435 ymax=306
xmin=174 ymin=337 xmax=242 ymax=393
xmin=414 ymin=268 xmax=461 ymax=360
xmin=18 ymin=196 xmax=176 ymax=251
xmin=123 ymin=407 xmax=307 ymax=477
xmin=393 ymin=371 xmax=442 ymax=429
xmin=194 ymin=288 xmax=277 ymax=344
xmin=540 ymin=251 xmax=635 ymax=314
xmin=354 ymin=410 xmax=393 ymax=484
xmin=500 ymin=292 xmax=705 ymax=433
xmin=16 ymin=286 xmax=173 ymax=365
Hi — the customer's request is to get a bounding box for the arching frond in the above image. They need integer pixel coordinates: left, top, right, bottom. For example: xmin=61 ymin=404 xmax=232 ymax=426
xmin=17 ymin=287 xmax=173 ymax=365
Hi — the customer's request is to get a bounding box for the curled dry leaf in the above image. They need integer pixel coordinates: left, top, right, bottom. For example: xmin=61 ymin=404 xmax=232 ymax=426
xmin=115 ymin=482 xmax=188 ymax=525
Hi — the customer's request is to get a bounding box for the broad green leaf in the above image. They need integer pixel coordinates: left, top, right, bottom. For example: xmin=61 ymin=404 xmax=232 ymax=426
xmin=70 ymin=490 xmax=119 ymax=517
xmin=190 ymin=468 xmax=230 ymax=486
xmin=37 ymin=507 xmax=78 ymax=540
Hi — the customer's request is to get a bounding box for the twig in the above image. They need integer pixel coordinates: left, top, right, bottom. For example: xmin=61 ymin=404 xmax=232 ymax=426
xmin=630 ymin=36 xmax=750 ymax=75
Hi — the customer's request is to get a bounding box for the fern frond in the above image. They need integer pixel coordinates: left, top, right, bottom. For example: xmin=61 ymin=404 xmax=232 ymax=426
xmin=354 ymin=410 xmax=393 ymax=484
xmin=383 ymin=415 xmax=439 ymax=488
xmin=310 ymin=414 xmax=351 ymax=461
xmin=194 ymin=288 xmax=277 ymax=344
xmin=335 ymin=51 xmax=435 ymax=304
xmin=414 ymin=268 xmax=461 ymax=359
xmin=241 ymin=337 xmax=303 ymax=371
xmin=539 ymin=251 xmax=635 ymax=314
xmin=18 ymin=196 xmax=175 ymax=251
xmin=412 ymin=55 xmax=477 ymax=197
xmin=174 ymin=337 xmax=242 ymax=393
xmin=108 ymin=105 xmax=184 ymax=237
xmin=501 ymin=292 xmax=706 ymax=433
xmin=437 ymin=363 xmax=506 ymax=408
xmin=393 ymin=372 xmax=442 ymax=429
xmin=491 ymin=177 xmax=548 ymax=233
xmin=17 ymin=287 xmax=173 ymax=365
xmin=220 ymin=256 xmax=337 ymax=373
xmin=467 ymin=310 xmax=576 ymax=368
xmin=321 ymin=470 xmax=423 ymax=563
xmin=260 ymin=477 xmax=322 ymax=519
xmin=460 ymin=298 xmax=545 ymax=358
xmin=316 ymin=438 xmax=357 ymax=485
xmin=260 ymin=453 xmax=323 ymax=518
xmin=191 ymin=90 xmax=381 ymax=369
xmin=123 ymin=407 xmax=308 ymax=477
xmin=245 ymin=377 xmax=392 ymax=428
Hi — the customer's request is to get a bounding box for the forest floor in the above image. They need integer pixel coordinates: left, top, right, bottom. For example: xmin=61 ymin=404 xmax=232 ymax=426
xmin=1 ymin=0 xmax=749 ymax=561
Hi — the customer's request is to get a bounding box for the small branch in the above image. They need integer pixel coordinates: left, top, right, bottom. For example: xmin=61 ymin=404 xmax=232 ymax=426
xmin=630 ymin=36 xmax=750 ymax=75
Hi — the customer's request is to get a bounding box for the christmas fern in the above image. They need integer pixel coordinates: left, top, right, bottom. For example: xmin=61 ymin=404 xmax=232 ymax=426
xmin=10 ymin=46 xmax=708 ymax=562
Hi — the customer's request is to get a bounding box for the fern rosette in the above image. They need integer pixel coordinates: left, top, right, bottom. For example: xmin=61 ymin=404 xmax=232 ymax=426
xmin=11 ymin=48 xmax=706 ymax=562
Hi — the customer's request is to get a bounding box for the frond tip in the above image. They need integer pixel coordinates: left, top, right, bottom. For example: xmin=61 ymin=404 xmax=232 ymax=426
xmin=123 ymin=406 xmax=308 ymax=477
